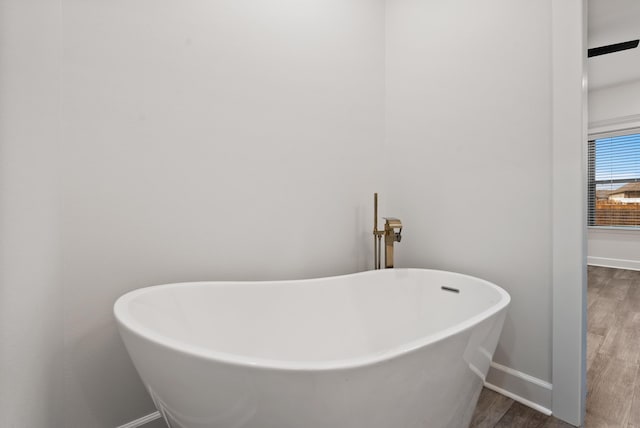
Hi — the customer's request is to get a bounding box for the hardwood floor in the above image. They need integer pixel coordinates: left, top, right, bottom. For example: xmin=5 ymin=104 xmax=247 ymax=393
xmin=470 ymin=388 xmax=573 ymax=428
xmin=586 ymin=266 xmax=640 ymax=427
xmin=471 ymin=266 xmax=640 ymax=428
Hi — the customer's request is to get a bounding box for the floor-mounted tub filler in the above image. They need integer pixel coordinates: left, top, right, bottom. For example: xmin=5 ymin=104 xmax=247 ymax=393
xmin=114 ymin=268 xmax=510 ymax=428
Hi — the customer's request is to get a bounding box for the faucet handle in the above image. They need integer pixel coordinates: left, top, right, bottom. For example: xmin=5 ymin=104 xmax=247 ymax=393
xmin=384 ymin=217 xmax=402 ymax=229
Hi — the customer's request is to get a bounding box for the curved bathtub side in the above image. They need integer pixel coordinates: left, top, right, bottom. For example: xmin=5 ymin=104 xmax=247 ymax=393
xmin=116 ymin=303 xmax=508 ymax=428
xmin=114 ymin=268 xmax=509 ymax=372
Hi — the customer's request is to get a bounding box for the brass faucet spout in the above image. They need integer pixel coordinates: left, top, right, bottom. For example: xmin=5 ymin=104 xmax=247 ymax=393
xmin=384 ymin=217 xmax=402 ymax=268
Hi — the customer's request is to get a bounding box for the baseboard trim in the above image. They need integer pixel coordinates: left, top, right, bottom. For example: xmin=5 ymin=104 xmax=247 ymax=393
xmin=588 ymin=256 xmax=640 ymax=271
xmin=485 ymin=362 xmax=552 ymax=416
xmin=484 ymin=383 xmax=552 ymax=416
xmin=116 ymin=411 xmax=162 ymax=428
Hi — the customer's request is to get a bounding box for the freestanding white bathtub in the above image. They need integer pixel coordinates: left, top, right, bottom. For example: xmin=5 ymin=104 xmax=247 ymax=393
xmin=114 ymin=268 xmax=509 ymax=428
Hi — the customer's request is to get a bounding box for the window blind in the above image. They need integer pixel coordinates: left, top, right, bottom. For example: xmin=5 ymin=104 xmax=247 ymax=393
xmin=588 ymin=132 xmax=640 ymax=228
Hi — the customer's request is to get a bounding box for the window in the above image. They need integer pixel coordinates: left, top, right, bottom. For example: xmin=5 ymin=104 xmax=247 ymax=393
xmin=588 ymin=131 xmax=640 ymax=228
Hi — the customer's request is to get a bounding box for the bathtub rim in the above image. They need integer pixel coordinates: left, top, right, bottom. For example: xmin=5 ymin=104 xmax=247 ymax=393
xmin=114 ymin=268 xmax=510 ymax=372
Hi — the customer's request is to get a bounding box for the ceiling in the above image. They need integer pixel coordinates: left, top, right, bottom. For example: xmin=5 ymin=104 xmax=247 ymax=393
xmin=588 ymin=0 xmax=640 ymax=90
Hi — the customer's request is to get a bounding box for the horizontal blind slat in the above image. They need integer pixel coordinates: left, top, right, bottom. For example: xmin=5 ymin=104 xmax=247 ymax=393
xmin=589 ymin=132 xmax=640 ymax=227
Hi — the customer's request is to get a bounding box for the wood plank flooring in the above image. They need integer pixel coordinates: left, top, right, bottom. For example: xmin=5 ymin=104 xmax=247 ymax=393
xmin=470 ymin=388 xmax=573 ymax=428
xmin=470 ymin=266 xmax=640 ymax=428
xmin=586 ymin=266 xmax=640 ymax=427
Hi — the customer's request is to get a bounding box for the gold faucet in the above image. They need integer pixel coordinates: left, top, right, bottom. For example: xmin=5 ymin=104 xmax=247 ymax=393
xmin=373 ymin=193 xmax=402 ymax=269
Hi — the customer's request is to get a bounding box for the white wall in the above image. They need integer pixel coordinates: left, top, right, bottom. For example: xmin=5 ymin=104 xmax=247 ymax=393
xmin=0 ymin=1 xmax=585 ymax=425
xmin=588 ymin=79 xmax=640 ymax=270
xmin=60 ymin=1 xmax=385 ymax=426
xmin=589 ymin=80 xmax=640 ymax=124
xmin=0 ymin=1 xmax=63 ymax=427
xmin=385 ymin=0 xmax=555 ymax=410
xmin=589 ymin=228 xmax=640 ymax=270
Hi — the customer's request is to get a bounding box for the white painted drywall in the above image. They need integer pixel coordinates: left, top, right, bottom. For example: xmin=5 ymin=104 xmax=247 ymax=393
xmin=587 ymin=0 xmax=640 ymax=91
xmin=385 ymin=3 xmax=587 ymax=421
xmin=589 ymin=79 xmax=640 ymax=124
xmin=385 ymin=0 xmax=554 ymax=393
xmin=0 ymin=1 xmax=63 ymax=427
xmin=588 ymin=80 xmax=640 ymax=269
xmin=0 ymin=0 xmax=587 ymax=425
xmin=589 ymin=228 xmax=640 ymax=269
xmin=60 ymin=1 xmax=385 ymax=426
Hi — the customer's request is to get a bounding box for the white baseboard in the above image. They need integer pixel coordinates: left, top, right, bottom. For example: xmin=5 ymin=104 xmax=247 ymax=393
xmin=588 ymin=256 xmax=640 ymax=271
xmin=484 ymin=362 xmax=552 ymax=416
xmin=116 ymin=411 xmax=162 ymax=428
